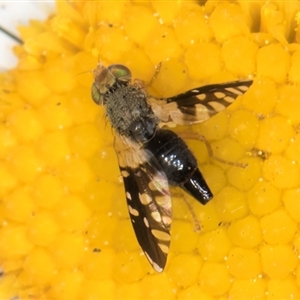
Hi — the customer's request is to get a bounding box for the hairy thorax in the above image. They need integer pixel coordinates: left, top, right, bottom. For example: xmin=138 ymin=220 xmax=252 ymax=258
xmin=105 ymin=84 xmax=159 ymax=143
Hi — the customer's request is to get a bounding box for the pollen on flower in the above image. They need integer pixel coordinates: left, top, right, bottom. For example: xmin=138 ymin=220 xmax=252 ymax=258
xmin=1 ymin=0 xmax=300 ymax=299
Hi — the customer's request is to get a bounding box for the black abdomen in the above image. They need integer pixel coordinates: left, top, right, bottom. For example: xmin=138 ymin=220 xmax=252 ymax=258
xmin=144 ymin=129 xmax=213 ymax=205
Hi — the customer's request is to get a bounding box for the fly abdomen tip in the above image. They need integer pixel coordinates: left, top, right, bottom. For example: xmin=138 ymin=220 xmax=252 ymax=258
xmin=182 ymin=169 xmax=213 ymax=205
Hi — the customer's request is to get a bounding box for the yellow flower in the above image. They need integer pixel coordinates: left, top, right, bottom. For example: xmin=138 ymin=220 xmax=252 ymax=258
xmin=1 ymin=0 xmax=300 ymax=299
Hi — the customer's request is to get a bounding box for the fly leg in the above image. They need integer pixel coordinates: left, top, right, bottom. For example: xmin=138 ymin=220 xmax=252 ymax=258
xmin=178 ymin=132 xmax=248 ymax=168
xmin=133 ymin=63 xmax=162 ymax=91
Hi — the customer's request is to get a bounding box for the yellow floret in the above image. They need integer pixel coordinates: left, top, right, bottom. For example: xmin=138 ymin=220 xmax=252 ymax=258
xmin=208 ymin=3 xmax=250 ymax=43
xmin=213 ymin=186 xmax=248 ymax=222
xmin=256 ymin=115 xmax=295 ymax=154
xmin=283 ymin=188 xmax=300 ymax=222
xmin=145 ymin=26 xmax=183 ymax=65
xmin=178 ymin=284 xmax=215 ymax=300
xmin=229 ymin=278 xmax=266 ymax=299
xmin=0 ymin=164 xmax=18 ymax=197
xmin=260 ymin=244 xmax=297 ymax=279
xmin=226 ymin=247 xmax=261 ymax=279
xmin=139 ymin=274 xmax=176 ymax=300
xmin=289 ymin=51 xmax=300 ymax=83
xmin=227 ymin=215 xmax=262 ymax=248
xmin=173 ymin=4 xmax=213 ymax=47
xmin=263 ymin=155 xmax=300 ymax=188
xmin=20 ymin=248 xmax=56 ymax=286
xmin=48 ymin=232 xmax=86 ymax=269
xmin=197 ymin=228 xmax=232 ymax=262
xmin=199 ymin=262 xmax=231 ymax=296
xmin=124 ymin=5 xmax=160 ymax=45
xmin=222 ymin=36 xmax=258 ymax=76
xmin=2 ymin=0 xmax=300 ymax=299
xmin=46 ymin=269 xmax=84 ymax=300
xmin=242 ymin=79 xmax=277 ymax=114
xmin=260 ymin=209 xmax=297 ymax=244
xmin=276 ymin=84 xmax=300 ymax=124
xmin=8 ymin=108 xmax=44 ymax=142
xmin=267 ymin=277 xmax=300 ymax=300
xmin=0 ymin=225 xmax=33 ymax=260
xmin=3 ymin=186 xmax=35 ymax=223
xmin=247 ymin=181 xmax=281 ymax=216
xmin=27 ymin=210 xmax=60 ymax=246
xmin=166 ymin=253 xmax=203 ymax=288
xmin=170 ymin=221 xmax=199 ymax=253
xmin=31 ymin=174 xmax=63 ymax=208
xmin=8 ymin=145 xmax=44 ymax=183
xmin=256 ymin=43 xmax=290 ymax=83
xmin=53 ymin=194 xmax=91 ymax=231
xmin=185 ymin=42 xmax=221 ymax=81
xmin=228 ymin=109 xmax=260 ymax=149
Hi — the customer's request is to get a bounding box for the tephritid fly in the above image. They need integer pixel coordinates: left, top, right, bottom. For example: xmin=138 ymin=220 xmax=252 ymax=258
xmin=91 ymin=63 xmax=253 ymax=272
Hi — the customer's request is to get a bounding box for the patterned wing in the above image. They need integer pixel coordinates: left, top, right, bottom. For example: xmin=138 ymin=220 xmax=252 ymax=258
xmin=150 ymin=80 xmax=253 ymax=125
xmin=114 ymin=135 xmax=172 ymax=272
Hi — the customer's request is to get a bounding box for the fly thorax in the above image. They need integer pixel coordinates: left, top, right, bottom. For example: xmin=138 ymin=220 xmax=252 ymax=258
xmin=128 ymin=116 xmax=158 ymax=143
xmin=105 ymin=85 xmax=159 ymax=142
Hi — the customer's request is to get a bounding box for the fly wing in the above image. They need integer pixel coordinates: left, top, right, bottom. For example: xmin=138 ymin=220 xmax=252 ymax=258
xmin=114 ymin=135 xmax=172 ymax=272
xmin=150 ymin=80 xmax=253 ymax=125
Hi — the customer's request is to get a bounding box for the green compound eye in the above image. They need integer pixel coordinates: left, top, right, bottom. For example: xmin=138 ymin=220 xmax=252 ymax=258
xmin=91 ymin=82 xmax=103 ymax=105
xmin=108 ymin=64 xmax=132 ymax=83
